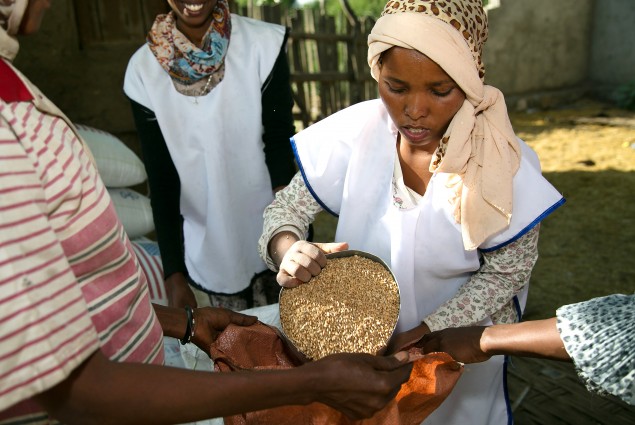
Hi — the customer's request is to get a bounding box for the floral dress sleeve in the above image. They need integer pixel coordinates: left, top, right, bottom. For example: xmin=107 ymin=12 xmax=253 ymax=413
xmin=424 ymin=225 xmax=540 ymax=331
xmin=556 ymin=294 xmax=635 ymax=405
xmin=258 ymin=172 xmax=324 ymax=271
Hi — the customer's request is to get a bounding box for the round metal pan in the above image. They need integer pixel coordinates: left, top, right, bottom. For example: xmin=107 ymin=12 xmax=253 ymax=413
xmin=278 ymin=249 xmax=401 ymax=360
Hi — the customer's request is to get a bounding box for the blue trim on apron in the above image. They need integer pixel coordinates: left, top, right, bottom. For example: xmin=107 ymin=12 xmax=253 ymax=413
xmin=503 ymin=356 xmax=514 ymax=425
xmin=291 ymin=137 xmax=339 ymax=217
xmin=481 ymin=197 xmax=566 ymax=253
xmin=513 ymin=295 xmax=523 ymax=321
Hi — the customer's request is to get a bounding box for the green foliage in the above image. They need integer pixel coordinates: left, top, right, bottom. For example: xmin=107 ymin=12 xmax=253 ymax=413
xmin=341 ymin=0 xmax=385 ymax=17
xmin=233 ymin=0 xmax=297 ymax=7
xmin=307 ymin=0 xmax=490 ymax=19
xmin=614 ymin=82 xmax=635 ymax=111
xmin=234 ymin=0 xmax=492 ymax=17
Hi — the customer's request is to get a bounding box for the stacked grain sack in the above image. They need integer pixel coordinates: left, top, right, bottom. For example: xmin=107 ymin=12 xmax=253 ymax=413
xmin=75 ymin=124 xmax=167 ymax=305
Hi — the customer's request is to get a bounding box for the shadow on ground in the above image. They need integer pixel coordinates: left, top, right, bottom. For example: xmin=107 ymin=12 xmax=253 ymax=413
xmin=507 ymin=356 xmax=635 ymax=425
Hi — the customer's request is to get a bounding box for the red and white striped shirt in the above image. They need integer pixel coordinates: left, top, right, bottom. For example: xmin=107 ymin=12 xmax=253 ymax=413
xmin=0 ymin=60 xmax=164 ymax=423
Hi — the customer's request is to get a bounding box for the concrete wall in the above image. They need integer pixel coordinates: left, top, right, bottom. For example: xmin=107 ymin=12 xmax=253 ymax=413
xmin=484 ymin=0 xmax=595 ymax=109
xmin=10 ymin=0 xmax=635 ymax=139
xmin=14 ymin=0 xmax=142 ymax=143
xmin=589 ymin=0 xmax=635 ymax=93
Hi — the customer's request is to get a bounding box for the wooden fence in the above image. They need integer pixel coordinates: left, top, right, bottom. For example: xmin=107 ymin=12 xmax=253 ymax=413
xmin=236 ymin=3 xmax=378 ymax=128
xmin=72 ymin=0 xmax=378 ymax=129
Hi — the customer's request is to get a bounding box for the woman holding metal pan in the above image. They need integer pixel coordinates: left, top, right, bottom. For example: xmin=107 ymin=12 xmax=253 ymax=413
xmin=260 ymin=0 xmax=564 ymax=423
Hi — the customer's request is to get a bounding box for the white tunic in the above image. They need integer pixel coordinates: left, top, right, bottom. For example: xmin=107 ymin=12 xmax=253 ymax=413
xmin=292 ymin=99 xmax=565 ymax=425
xmin=124 ymin=15 xmax=285 ymax=293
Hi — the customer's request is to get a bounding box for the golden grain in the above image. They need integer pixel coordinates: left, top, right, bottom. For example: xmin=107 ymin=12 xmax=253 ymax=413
xmin=279 ymin=255 xmax=400 ymax=360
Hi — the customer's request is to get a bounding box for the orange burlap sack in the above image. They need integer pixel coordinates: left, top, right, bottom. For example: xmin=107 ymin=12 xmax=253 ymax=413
xmin=210 ymin=322 xmax=462 ymax=425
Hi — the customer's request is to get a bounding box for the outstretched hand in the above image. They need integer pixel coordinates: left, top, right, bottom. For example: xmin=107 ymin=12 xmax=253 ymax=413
xmin=277 ymin=241 xmax=348 ymax=288
xmin=306 ymin=352 xmax=413 ymax=420
xmin=192 ymin=307 xmax=258 ymax=353
xmin=417 ymin=326 xmax=489 ymax=364
xmin=385 ymin=322 xmax=431 ymax=355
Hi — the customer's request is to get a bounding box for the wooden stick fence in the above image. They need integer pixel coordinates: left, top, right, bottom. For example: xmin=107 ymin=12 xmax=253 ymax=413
xmin=235 ymin=3 xmax=378 ymax=129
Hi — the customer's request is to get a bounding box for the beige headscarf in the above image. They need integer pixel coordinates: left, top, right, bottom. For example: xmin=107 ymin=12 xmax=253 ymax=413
xmin=368 ymin=0 xmax=521 ymax=250
xmin=0 ymin=0 xmax=28 ymax=60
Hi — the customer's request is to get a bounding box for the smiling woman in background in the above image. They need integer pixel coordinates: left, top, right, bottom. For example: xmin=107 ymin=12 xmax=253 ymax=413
xmin=124 ymin=0 xmax=297 ymax=312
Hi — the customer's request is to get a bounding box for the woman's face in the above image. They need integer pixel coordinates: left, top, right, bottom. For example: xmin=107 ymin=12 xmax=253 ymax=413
xmin=378 ymin=47 xmax=465 ymax=150
xmin=19 ymin=0 xmax=51 ymax=35
xmin=167 ymin=0 xmax=218 ymax=43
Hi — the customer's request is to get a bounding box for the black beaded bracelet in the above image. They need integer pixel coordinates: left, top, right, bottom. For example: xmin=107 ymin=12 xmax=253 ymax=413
xmin=180 ymin=305 xmax=194 ymax=345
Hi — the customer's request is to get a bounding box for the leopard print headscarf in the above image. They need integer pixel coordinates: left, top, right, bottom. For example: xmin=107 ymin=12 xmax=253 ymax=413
xmin=368 ymin=0 xmax=522 ymax=250
xmin=381 ymin=0 xmax=487 ymax=79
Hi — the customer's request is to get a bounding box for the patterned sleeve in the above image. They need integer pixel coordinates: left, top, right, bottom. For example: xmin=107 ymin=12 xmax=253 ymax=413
xmin=258 ymin=172 xmax=324 ymax=271
xmin=556 ymin=294 xmax=635 ymax=405
xmin=424 ymin=225 xmax=540 ymax=331
xmin=0 ymin=110 xmax=99 ymax=412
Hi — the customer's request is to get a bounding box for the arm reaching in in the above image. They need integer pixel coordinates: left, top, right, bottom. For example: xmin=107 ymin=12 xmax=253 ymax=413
xmin=417 ymin=318 xmax=570 ymax=364
xmin=35 ymin=348 xmax=413 ymax=425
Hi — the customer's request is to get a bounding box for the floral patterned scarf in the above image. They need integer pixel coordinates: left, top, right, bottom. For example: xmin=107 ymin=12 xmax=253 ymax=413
xmin=147 ymin=0 xmax=231 ymax=96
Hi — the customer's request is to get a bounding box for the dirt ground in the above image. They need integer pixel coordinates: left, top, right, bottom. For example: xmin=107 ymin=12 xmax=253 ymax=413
xmin=510 ymin=99 xmax=635 ymax=320
xmin=312 ymin=97 xmax=635 ymax=424
xmin=507 ymin=99 xmax=635 ymax=424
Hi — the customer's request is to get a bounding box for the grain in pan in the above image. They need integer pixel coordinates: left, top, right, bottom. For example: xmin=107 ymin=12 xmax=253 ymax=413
xmin=279 ymin=254 xmax=400 ymax=360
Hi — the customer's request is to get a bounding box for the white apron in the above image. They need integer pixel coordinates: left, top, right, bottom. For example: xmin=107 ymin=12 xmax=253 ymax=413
xmin=293 ymin=99 xmax=565 ymax=425
xmin=124 ymin=15 xmax=285 ymax=293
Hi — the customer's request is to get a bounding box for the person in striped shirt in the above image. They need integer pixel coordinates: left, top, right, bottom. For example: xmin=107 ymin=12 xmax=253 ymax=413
xmin=0 ymin=1 xmax=413 ymax=424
